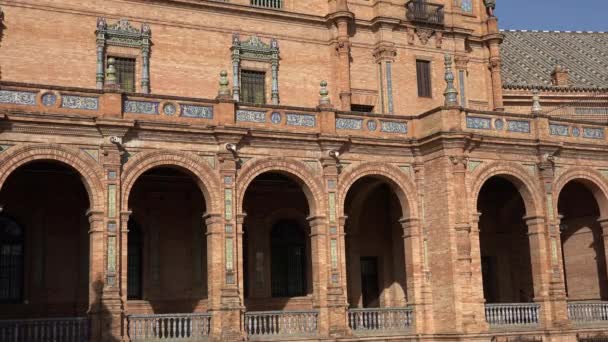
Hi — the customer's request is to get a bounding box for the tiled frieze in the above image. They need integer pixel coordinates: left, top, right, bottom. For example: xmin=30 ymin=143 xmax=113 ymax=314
xmin=0 ymin=90 xmax=37 ymax=105
xmin=286 ymin=113 xmax=316 ymax=127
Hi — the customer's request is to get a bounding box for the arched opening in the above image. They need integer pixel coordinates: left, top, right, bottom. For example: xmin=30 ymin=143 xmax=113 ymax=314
xmin=243 ymin=172 xmax=313 ymax=311
xmin=558 ymin=181 xmax=608 ymax=301
xmin=127 ymin=166 xmax=207 ymax=314
xmin=478 ymin=176 xmax=534 ymax=303
xmin=0 ymin=161 xmax=90 ymax=318
xmin=344 ymin=176 xmax=407 ymax=308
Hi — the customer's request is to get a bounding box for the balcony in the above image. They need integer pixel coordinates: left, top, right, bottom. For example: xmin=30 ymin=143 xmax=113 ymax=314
xmin=406 ymin=0 xmax=444 ymax=26
xmin=0 ymin=317 xmax=89 ymax=342
xmin=485 ymin=303 xmax=540 ymax=328
xmin=568 ymin=302 xmax=608 ymax=325
xmin=250 ymin=0 xmax=283 ymax=10
xmin=348 ymin=307 xmax=414 ymax=335
xmin=244 ymin=310 xmax=318 ymax=339
xmin=127 ymin=313 xmax=212 ymax=341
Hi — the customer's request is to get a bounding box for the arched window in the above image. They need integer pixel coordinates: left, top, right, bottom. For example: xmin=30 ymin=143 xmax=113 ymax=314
xmin=271 ymin=221 xmax=306 ymax=297
xmin=127 ymin=219 xmax=143 ymax=300
xmin=0 ymin=217 xmax=24 ymax=303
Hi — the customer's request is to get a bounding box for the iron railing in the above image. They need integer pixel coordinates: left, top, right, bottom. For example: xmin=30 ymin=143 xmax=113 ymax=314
xmin=0 ymin=317 xmax=89 ymax=342
xmin=568 ymin=302 xmax=608 ymax=323
xmin=348 ymin=307 xmax=414 ymax=333
xmin=485 ymin=303 xmax=540 ymax=327
xmin=127 ymin=313 xmax=212 ymax=341
xmin=250 ymin=0 xmax=283 ymax=9
xmin=244 ymin=310 xmax=318 ymax=338
xmin=406 ymin=0 xmax=444 ymax=25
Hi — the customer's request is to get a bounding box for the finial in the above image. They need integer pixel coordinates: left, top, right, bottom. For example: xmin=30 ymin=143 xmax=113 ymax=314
xmin=484 ymin=0 xmax=496 ymax=16
xmin=319 ymin=81 xmax=330 ymax=106
xmin=531 ymin=89 xmax=542 ymax=114
xmin=444 ymin=55 xmax=458 ymax=107
xmin=218 ymin=70 xmax=231 ymax=98
xmin=105 ymin=57 xmax=119 ymax=89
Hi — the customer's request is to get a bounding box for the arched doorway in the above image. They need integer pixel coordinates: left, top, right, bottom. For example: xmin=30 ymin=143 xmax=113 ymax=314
xmin=127 ymin=166 xmax=207 ymax=314
xmin=344 ymin=176 xmax=407 ymax=309
xmin=242 ymin=172 xmax=313 ymax=311
xmin=477 ymin=176 xmax=534 ymax=304
xmin=0 ymin=161 xmax=90 ymax=318
xmin=558 ymin=181 xmax=608 ymax=301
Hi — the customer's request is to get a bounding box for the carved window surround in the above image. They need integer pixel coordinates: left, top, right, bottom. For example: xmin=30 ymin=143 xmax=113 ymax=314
xmin=231 ymin=34 xmax=280 ymax=105
xmin=96 ymin=18 xmax=151 ymax=93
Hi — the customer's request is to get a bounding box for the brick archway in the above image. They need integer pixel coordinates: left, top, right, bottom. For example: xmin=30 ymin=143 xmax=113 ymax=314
xmin=0 ymin=143 xmax=105 ymax=211
xmin=554 ymin=167 xmax=608 ymax=218
xmin=337 ymin=162 xmax=419 ymax=220
xmin=469 ymin=161 xmax=543 ymax=218
xmin=121 ymin=150 xmax=221 ymax=213
xmin=236 ymin=157 xmax=324 ymax=217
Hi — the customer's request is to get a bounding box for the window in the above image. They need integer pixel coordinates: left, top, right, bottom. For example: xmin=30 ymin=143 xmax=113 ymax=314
xmin=416 ymin=60 xmax=432 ymax=98
xmin=251 ymin=0 xmax=283 ymax=9
xmin=0 ymin=217 xmax=23 ymax=303
xmin=127 ymin=220 xmax=143 ymax=300
xmin=110 ymin=57 xmax=136 ymax=93
xmin=241 ymin=70 xmax=266 ymax=104
xmin=271 ymin=221 xmax=306 ymax=297
xmin=351 ymin=104 xmax=375 ymax=113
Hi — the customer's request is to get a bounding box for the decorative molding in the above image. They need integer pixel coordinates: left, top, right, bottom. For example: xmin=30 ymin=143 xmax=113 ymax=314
xmin=416 ymin=28 xmax=434 ymax=45
xmin=180 ymin=104 xmax=213 ymax=119
xmin=583 ymin=127 xmax=605 ymax=140
xmin=286 ymin=113 xmax=316 ymax=127
xmin=336 ymin=118 xmax=363 ymax=130
xmin=236 ymin=110 xmax=266 ymax=123
xmin=466 ymin=116 xmax=491 ymax=130
xmin=124 ymin=100 xmax=159 ymax=115
xmin=0 ymin=90 xmax=37 ymax=105
xmin=61 ymin=95 xmax=99 ymax=110
xmin=380 ymin=121 xmax=407 ymax=134
xmin=507 ymin=120 xmax=531 ymax=133
xmin=231 ymin=33 xmax=280 ymax=104
xmin=96 ymin=18 xmax=151 ymax=93
xmin=549 ymin=124 xmax=569 ymax=136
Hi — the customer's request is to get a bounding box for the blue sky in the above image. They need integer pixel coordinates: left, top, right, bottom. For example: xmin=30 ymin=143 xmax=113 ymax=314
xmin=497 ymin=0 xmax=607 ymax=31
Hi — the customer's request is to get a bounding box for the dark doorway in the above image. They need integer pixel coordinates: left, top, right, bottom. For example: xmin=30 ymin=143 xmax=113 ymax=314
xmin=361 ymin=257 xmax=380 ymax=308
xmin=271 ymin=221 xmax=306 ymax=298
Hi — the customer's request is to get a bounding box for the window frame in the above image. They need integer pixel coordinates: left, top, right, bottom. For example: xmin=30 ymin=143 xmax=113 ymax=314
xmin=107 ymin=55 xmax=137 ymax=93
xmin=416 ymin=59 xmax=433 ymax=98
xmin=240 ymin=69 xmax=267 ymax=105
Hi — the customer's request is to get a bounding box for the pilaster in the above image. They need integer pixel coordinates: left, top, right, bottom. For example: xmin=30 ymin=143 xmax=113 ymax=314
xmin=524 ymin=215 xmax=553 ymax=329
xmin=87 ymin=210 xmax=105 ymax=342
xmin=400 ymin=217 xmax=427 ymax=335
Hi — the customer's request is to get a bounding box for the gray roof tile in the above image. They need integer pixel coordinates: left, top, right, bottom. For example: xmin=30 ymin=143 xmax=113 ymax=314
xmin=500 ymin=30 xmax=608 ymax=89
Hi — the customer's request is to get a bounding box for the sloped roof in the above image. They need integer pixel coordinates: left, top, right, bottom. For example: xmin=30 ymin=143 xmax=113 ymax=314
xmin=500 ymin=30 xmax=608 ymax=89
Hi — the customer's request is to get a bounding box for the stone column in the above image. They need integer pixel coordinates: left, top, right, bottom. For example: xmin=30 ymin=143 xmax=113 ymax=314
xmin=373 ymin=43 xmax=397 ymax=114
xmin=95 ymin=18 xmax=106 ymax=90
xmin=321 ymin=157 xmax=348 ymax=337
xmin=525 ymin=216 xmax=553 ymax=329
xmin=327 ymin=2 xmax=354 ymax=111
xmin=598 ymin=218 xmax=608 ymax=291
xmin=486 ymin=17 xmax=504 ymax=111
xmin=141 ymin=47 xmax=150 ymax=94
xmin=204 ymin=212 xmax=226 ymax=339
xmin=308 ymin=215 xmax=330 ymax=336
xmin=87 ymin=210 xmax=105 ymax=342
xmin=469 ymin=213 xmax=488 ymax=332
xmin=400 ymin=217 xmax=426 ymax=334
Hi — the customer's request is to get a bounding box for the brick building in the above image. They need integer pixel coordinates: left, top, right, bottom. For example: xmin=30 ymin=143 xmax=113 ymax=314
xmin=0 ymin=0 xmax=607 ymax=341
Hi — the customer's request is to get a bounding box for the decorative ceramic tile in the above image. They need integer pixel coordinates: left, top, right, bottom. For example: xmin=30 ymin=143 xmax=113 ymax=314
xmin=0 ymin=90 xmax=37 ymax=105
xmin=572 ymin=127 xmax=581 ymax=137
xmin=328 ymin=193 xmax=336 ymax=223
xmin=330 ymin=239 xmax=338 ymax=269
xmin=202 ymin=155 xmax=216 ymax=168
xmin=466 ymin=116 xmax=491 ymax=130
xmin=327 ymin=179 xmax=336 ymax=190
xmin=303 ymin=160 xmax=319 ymax=172
xmin=236 ymin=110 xmax=266 ymax=123
xmin=461 ymin=0 xmax=473 ymax=12
xmin=225 ymin=224 xmax=233 ymax=233
xmin=507 ymin=120 xmax=531 ymax=133
xmin=108 ymin=171 xmax=117 ymax=180
xmin=163 ymin=103 xmax=177 ymax=116
xmin=468 ymin=160 xmax=482 ymax=172
xmin=107 ymin=236 xmax=116 ymax=274
xmin=61 ymin=95 xmax=99 ymax=110
xmin=124 ymin=100 xmax=159 ymax=115
xmin=108 ymin=185 xmax=117 ymax=218
xmin=336 ymin=118 xmax=363 ymax=130
xmin=83 ymin=149 xmax=99 ymax=162
xmin=494 ymin=118 xmax=504 ymax=130
xmin=549 ymin=124 xmax=569 ymax=136
xmin=107 ymin=222 xmax=117 ymax=232
xmin=224 ymin=176 xmax=233 ymax=185
xmin=225 ymin=189 xmax=233 ymax=221
xmin=41 ymin=93 xmax=57 ymax=106
xmin=225 ymin=237 xmax=234 ymax=271
xmin=181 ymin=104 xmax=213 ymax=119
xmin=546 ymin=193 xmax=554 ymax=220
xmin=286 ymin=113 xmax=316 ymax=127
xmin=380 ymin=121 xmax=407 ymax=133
xmin=271 ymin=111 xmax=282 ymax=124
xmin=367 ymin=120 xmax=378 ymax=131
xmin=583 ymin=127 xmax=605 ymax=139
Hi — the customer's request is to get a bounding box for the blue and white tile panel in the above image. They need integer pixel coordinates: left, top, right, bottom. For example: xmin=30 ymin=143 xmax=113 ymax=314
xmin=466 ymin=115 xmax=531 ymax=134
xmin=549 ymin=123 xmax=604 ymax=140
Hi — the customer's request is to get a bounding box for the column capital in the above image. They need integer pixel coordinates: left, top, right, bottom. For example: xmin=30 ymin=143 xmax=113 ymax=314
xmin=236 ymin=213 xmax=247 ymax=224
xmin=86 ymin=209 xmax=105 ymax=222
xmin=203 ymin=212 xmax=223 ymax=226
xmin=597 ymin=217 xmax=608 ymax=226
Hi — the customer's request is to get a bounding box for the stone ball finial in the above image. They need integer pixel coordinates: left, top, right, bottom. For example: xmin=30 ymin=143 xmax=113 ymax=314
xmin=531 ymin=89 xmax=542 ymax=114
xmin=319 ymin=81 xmax=330 ymax=106
xmin=105 ymin=57 xmax=117 ymax=85
xmin=218 ymin=70 xmax=231 ymax=98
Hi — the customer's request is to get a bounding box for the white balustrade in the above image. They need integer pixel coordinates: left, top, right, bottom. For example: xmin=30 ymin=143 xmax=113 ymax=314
xmin=244 ymin=310 xmax=318 ymax=338
xmin=568 ymin=302 xmax=608 ymax=323
xmin=485 ymin=303 xmax=540 ymax=327
xmin=128 ymin=313 xmax=211 ymax=341
xmin=250 ymin=0 xmax=283 ymax=9
xmin=348 ymin=307 xmax=414 ymax=333
xmin=0 ymin=317 xmax=89 ymax=342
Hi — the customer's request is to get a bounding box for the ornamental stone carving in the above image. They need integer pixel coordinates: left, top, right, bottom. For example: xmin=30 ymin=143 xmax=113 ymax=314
xmin=96 ymin=18 xmax=151 ymax=93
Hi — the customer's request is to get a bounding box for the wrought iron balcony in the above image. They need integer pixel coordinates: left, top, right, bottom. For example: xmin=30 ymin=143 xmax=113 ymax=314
xmin=406 ymin=0 xmax=445 ymax=26
xmin=251 ymin=0 xmax=283 ymax=10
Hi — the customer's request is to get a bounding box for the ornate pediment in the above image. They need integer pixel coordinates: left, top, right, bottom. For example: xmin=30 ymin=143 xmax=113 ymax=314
xmin=96 ymin=18 xmax=151 ymax=48
xmin=232 ymin=33 xmax=279 ymax=63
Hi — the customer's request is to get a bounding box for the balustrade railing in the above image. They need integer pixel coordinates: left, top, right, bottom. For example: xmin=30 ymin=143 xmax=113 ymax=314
xmin=568 ymin=302 xmax=608 ymax=323
xmin=250 ymin=0 xmax=283 ymax=9
xmin=348 ymin=307 xmax=414 ymax=334
xmin=127 ymin=313 xmax=212 ymax=341
xmin=0 ymin=317 xmax=89 ymax=342
xmin=244 ymin=310 xmax=318 ymax=338
xmin=485 ymin=303 xmax=540 ymax=327
xmin=406 ymin=0 xmax=444 ymax=25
